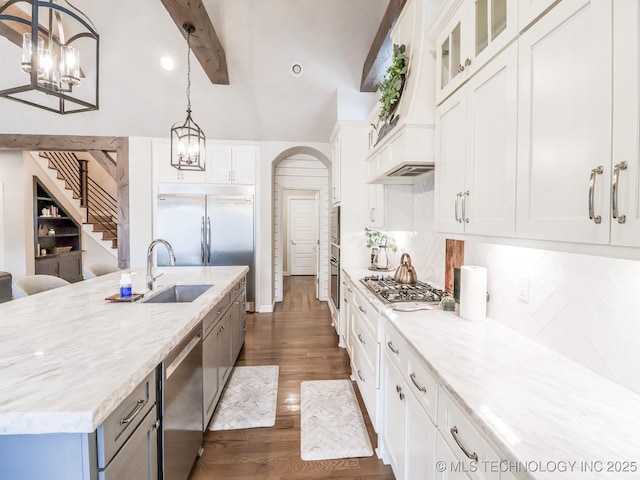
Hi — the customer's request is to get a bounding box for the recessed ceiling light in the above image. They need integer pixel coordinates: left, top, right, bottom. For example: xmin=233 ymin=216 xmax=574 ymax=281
xmin=161 ymin=56 xmax=175 ymax=71
xmin=291 ymin=63 xmax=303 ymax=76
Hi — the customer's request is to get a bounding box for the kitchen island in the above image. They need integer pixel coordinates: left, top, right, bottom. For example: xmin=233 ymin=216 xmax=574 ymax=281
xmin=0 ymin=266 xmax=247 ymax=479
xmin=343 ymin=267 xmax=640 ymax=480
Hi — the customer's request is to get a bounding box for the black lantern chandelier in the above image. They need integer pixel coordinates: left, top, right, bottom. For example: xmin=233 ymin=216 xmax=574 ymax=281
xmin=171 ymin=23 xmax=205 ymax=172
xmin=0 ymin=0 xmax=99 ymax=114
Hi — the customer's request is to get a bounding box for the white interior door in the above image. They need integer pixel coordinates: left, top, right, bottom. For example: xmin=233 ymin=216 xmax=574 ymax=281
xmin=289 ymin=197 xmax=317 ymax=275
xmin=315 ymin=191 xmax=320 ymax=298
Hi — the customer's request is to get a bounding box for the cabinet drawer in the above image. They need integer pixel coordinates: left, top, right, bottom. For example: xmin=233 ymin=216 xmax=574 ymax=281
xmin=406 ymin=351 xmax=438 ymax=425
xmin=435 ymin=431 xmax=472 ymax=480
xmin=98 ymin=406 xmax=158 ymax=480
xmin=384 ymin=323 xmax=407 ymax=374
xmin=352 ymin=288 xmax=378 ymax=336
xmin=438 ymin=389 xmax=500 ymax=480
xmin=97 ymin=369 xmax=157 ymax=468
xmin=203 ymin=294 xmax=230 ymax=337
xmin=351 ymin=308 xmax=378 ymax=373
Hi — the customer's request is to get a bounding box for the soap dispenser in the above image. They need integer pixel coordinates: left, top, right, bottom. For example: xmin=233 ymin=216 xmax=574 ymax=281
xmin=119 ymin=273 xmax=132 ymax=299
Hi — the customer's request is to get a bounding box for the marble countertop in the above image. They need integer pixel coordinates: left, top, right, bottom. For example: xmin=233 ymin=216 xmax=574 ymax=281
xmin=0 ymin=266 xmax=247 ymax=435
xmin=343 ymin=267 xmax=640 ymax=480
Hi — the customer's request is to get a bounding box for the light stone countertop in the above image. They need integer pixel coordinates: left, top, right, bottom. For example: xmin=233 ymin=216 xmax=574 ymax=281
xmin=0 ymin=266 xmax=247 ymax=435
xmin=343 ymin=267 xmax=640 ymax=480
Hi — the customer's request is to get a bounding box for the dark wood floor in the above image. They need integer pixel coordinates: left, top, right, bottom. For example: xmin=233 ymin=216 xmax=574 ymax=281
xmin=191 ymin=275 xmax=395 ymax=480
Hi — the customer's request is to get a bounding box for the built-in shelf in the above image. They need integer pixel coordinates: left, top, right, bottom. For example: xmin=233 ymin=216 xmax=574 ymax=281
xmin=33 ymin=177 xmax=83 ymax=283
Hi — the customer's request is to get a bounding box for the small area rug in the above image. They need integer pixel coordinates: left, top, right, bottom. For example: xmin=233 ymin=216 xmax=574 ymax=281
xmin=209 ymin=365 xmax=279 ymax=430
xmin=300 ymin=379 xmax=373 ymax=461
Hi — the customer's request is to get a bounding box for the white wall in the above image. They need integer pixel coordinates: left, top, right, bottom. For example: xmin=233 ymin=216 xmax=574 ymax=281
xmin=0 ymin=151 xmax=27 ymax=278
xmin=406 ymin=173 xmax=640 ymax=395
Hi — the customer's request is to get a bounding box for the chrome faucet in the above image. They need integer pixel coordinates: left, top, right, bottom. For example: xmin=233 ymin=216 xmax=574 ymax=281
xmin=147 ymin=238 xmax=176 ymax=290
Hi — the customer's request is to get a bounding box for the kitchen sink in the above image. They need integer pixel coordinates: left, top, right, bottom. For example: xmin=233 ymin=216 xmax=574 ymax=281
xmin=142 ymin=284 xmax=213 ymax=303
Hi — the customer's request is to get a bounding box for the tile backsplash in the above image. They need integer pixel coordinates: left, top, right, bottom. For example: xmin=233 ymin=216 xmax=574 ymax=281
xmin=407 ymin=173 xmax=640 ymax=395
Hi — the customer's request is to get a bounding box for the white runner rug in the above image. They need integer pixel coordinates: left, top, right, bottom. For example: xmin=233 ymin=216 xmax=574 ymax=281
xmin=300 ymin=379 xmax=373 ymax=461
xmin=209 ymin=365 xmax=279 ymax=430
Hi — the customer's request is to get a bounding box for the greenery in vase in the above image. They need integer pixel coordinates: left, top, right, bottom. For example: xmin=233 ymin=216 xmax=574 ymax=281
xmin=364 ymin=227 xmax=398 ymax=252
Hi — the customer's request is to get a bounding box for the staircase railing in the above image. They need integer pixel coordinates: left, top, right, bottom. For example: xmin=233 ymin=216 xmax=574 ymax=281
xmin=39 ymin=151 xmax=118 ymax=243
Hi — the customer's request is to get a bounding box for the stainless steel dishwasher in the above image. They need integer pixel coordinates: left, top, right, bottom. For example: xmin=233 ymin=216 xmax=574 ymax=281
xmin=161 ymin=323 xmax=203 ymax=480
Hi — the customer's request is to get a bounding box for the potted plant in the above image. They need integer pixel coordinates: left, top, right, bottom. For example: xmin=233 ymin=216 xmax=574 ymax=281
xmin=372 ymin=44 xmax=409 ymax=144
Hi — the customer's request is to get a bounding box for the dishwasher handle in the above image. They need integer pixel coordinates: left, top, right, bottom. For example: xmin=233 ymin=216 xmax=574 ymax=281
xmin=166 ymin=331 xmax=202 ymax=379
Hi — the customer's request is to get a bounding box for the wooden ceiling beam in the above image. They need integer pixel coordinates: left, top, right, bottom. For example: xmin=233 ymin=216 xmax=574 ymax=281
xmin=360 ymin=0 xmax=408 ymax=92
xmin=160 ymin=0 xmax=229 ymax=85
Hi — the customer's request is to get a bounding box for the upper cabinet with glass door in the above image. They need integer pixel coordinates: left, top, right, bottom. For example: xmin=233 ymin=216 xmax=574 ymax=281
xmin=435 ymin=0 xmax=517 ymax=104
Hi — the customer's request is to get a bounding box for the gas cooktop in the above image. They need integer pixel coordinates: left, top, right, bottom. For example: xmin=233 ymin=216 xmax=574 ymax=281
xmin=360 ymin=275 xmax=446 ymax=304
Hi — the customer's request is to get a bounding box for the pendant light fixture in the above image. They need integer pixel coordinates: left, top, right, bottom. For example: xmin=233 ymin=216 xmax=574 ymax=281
xmin=0 ymin=0 xmax=99 ymax=114
xmin=171 ymin=23 xmax=206 ymax=172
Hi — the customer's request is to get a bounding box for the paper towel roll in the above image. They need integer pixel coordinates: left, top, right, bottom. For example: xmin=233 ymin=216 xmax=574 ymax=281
xmin=459 ymin=266 xmax=487 ymax=321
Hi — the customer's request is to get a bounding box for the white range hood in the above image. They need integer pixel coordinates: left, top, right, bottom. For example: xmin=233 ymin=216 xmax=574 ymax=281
xmin=366 ymin=0 xmax=441 ymax=184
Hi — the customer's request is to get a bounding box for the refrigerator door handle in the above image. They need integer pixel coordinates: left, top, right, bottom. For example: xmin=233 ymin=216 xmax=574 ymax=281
xmin=207 ymin=216 xmax=212 ymax=263
xmin=200 ymin=216 xmax=205 ymax=263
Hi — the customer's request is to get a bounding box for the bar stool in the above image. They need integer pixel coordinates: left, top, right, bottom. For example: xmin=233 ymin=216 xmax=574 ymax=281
xmin=13 ymin=275 xmax=70 ymax=298
xmin=84 ymin=263 xmax=120 ymax=279
xmin=0 ymin=271 xmax=12 ymax=303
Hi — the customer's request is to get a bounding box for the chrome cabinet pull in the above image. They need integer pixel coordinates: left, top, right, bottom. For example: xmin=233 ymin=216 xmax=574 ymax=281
xmin=357 ymin=369 xmax=365 ymax=382
xmin=589 ymin=166 xmax=604 ymax=224
xmin=358 ymin=305 xmax=366 ymax=314
xmin=450 ymin=426 xmax=478 ymax=461
xmin=357 ymin=333 xmax=365 ymax=344
xmin=396 ymin=385 xmax=401 ymax=393
xmin=120 ymin=399 xmax=146 ymax=426
xmin=387 ymin=341 xmax=399 ymax=354
xmin=399 ymin=391 xmax=405 ymax=401
xmin=454 ymin=192 xmax=462 ymax=223
xmin=410 ymin=373 xmax=427 ymax=393
xmin=462 ymin=190 xmax=470 ymax=223
xmin=612 ymin=161 xmax=628 ymax=224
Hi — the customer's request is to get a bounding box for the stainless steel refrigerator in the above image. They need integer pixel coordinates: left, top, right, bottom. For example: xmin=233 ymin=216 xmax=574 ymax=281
xmin=156 ymin=184 xmax=255 ymax=311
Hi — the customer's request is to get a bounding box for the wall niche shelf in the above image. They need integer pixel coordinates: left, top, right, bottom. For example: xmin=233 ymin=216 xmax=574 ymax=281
xmin=33 ymin=177 xmax=83 ymax=282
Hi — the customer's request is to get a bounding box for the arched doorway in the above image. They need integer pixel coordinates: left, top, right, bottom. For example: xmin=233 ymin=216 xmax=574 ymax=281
xmin=271 ymin=147 xmax=331 ymax=304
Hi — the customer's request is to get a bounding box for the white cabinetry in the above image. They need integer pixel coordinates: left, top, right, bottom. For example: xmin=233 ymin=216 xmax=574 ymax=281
xmin=153 ymin=140 xmax=256 ymax=185
xmin=366 ymin=184 xmax=414 ymax=230
xmin=349 ymin=287 xmax=381 ymax=432
xmin=436 ymin=43 xmax=517 ymax=237
xmin=206 ymin=144 xmax=256 ymax=185
xmin=153 ymin=139 xmax=206 ymax=183
xmin=515 ymin=0 xmax=612 ymax=244
xmin=380 ymin=321 xmax=437 ymax=480
xmin=437 ymin=388 xmax=501 ymax=480
xmin=518 ymin=0 xmax=557 ymax=32
xmin=610 ymin=1 xmax=640 ymax=247
xmin=382 ymin=348 xmax=408 ymax=480
xmin=436 ymin=0 xmax=516 ymax=104
xmin=331 ymin=130 xmax=341 ymax=204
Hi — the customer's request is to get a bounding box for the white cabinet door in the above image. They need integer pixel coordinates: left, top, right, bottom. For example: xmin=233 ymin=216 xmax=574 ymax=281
xmin=463 ymin=42 xmax=517 ymax=237
xmin=435 ymin=90 xmax=467 ymax=234
xmin=206 ymin=144 xmax=256 ymax=185
xmin=610 ymin=1 xmax=640 ymax=247
xmin=154 ymin=139 xmax=206 ymax=183
xmin=515 ymin=0 xmax=612 ymax=244
xmin=436 ymin=4 xmax=470 ymax=104
xmin=382 ymin=354 xmax=407 ymax=480
xmin=206 ymin=144 xmax=233 ymax=184
xmin=406 ymin=392 xmax=436 ymax=480
xmin=366 ymin=184 xmax=385 ymax=228
xmin=231 ymin=146 xmax=256 ymax=184
xmin=332 ymin=132 xmax=341 ymax=204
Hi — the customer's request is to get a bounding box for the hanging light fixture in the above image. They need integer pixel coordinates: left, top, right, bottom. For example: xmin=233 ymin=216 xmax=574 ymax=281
xmin=0 ymin=0 xmax=99 ymax=114
xmin=171 ymin=23 xmax=205 ymax=172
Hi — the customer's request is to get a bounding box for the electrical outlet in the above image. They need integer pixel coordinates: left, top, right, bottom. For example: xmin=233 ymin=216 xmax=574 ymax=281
xmin=517 ymin=276 xmax=530 ymax=304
